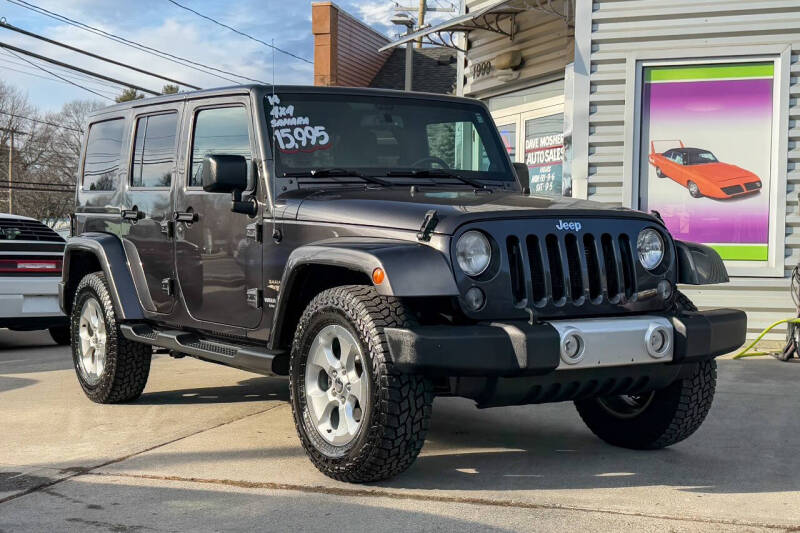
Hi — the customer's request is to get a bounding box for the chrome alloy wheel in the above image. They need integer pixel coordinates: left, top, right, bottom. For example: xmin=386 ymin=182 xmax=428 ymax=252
xmin=304 ymin=324 xmax=369 ymax=446
xmin=77 ymin=297 xmax=107 ymax=385
xmin=597 ymin=392 xmax=656 ymax=419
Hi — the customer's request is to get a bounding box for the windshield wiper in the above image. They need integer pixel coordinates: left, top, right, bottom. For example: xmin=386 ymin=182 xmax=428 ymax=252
xmin=386 ymin=169 xmax=488 ymax=189
xmin=283 ymin=168 xmax=390 ymax=187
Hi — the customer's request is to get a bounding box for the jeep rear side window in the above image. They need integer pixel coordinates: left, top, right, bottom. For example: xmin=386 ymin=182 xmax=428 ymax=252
xmin=131 ymin=112 xmax=178 ymax=188
xmin=190 ymin=107 xmax=251 ymax=187
xmin=82 ymin=118 xmax=124 ymax=191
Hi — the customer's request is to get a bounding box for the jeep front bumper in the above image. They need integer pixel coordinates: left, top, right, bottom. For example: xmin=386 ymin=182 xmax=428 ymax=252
xmin=384 ymin=309 xmax=746 ymax=377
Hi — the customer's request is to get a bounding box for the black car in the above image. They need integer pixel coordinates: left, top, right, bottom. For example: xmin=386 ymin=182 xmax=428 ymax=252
xmin=0 ymin=214 xmax=68 ymax=344
xmin=60 ymin=86 xmax=746 ymax=482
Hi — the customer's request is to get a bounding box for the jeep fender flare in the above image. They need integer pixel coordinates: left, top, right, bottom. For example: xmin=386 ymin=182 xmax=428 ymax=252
xmin=674 ymin=240 xmax=729 ymax=285
xmin=61 ymin=233 xmax=144 ymax=320
xmin=269 ymin=239 xmax=458 ymax=348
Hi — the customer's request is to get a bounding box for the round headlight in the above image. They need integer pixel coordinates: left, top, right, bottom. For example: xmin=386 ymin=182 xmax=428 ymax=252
xmin=456 ymin=231 xmax=492 ymax=277
xmin=637 ymin=229 xmax=664 ymax=270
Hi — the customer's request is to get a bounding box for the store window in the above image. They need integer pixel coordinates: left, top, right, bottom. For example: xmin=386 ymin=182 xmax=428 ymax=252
xmin=490 ymin=80 xmax=570 ymax=197
xmin=496 ymin=123 xmax=516 ymax=160
xmin=524 ymin=113 xmax=565 ymax=196
xmin=638 ymin=60 xmax=779 ymax=274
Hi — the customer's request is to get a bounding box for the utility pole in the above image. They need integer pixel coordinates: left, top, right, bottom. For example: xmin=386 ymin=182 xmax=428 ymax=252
xmin=417 ymin=0 xmax=426 ymax=48
xmin=7 ymin=129 xmax=11 ymax=214
xmin=394 ymin=2 xmax=456 ymax=48
xmin=1 ymin=127 xmax=27 ymax=214
xmin=390 ymin=13 xmax=417 ymax=91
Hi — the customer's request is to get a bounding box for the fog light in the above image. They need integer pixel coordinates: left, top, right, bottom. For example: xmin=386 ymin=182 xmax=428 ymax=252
xmin=645 ymin=324 xmax=671 ymax=358
xmin=464 ymin=287 xmax=485 ymax=311
xmin=560 ymin=329 xmax=584 ymax=365
xmin=657 ymin=279 xmax=673 ymax=301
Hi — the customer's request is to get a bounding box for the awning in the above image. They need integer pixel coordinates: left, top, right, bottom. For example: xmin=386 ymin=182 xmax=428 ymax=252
xmin=378 ymin=0 xmax=523 ymax=53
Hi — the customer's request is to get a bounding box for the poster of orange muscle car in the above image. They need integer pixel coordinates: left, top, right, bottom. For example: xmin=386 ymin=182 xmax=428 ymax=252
xmin=648 ymin=140 xmax=762 ymax=199
xmin=639 ymin=62 xmax=775 ymax=263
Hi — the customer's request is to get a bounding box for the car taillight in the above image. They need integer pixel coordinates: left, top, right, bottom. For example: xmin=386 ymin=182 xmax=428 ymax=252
xmin=0 ymin=259 xmax=62 ymax=274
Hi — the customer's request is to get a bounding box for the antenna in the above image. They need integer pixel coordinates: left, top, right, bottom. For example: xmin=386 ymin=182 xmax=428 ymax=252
xmin=269 ymin=38 xmax=280 ymax=242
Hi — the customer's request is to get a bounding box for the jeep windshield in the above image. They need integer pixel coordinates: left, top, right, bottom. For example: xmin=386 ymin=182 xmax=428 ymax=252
xmin=265 ymin=92 xmax=514 ymax=186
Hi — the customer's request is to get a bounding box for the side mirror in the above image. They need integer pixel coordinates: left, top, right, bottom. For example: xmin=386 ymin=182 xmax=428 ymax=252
xmin=201 ymin=154 xmax=257 ymax=217
xmin=512 ymin=162 xmax=530 ymax=194
xmin=201 ymin=154 xmax=248 ymax=193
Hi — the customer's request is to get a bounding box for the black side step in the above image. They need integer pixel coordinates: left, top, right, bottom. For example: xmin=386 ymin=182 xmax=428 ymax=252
xmin=120 ymin=323 xmax=286 ymax=376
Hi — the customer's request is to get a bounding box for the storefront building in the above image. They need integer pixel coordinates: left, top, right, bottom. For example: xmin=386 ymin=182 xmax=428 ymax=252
xmin=380 ymin=0 xmax=800 ymax=339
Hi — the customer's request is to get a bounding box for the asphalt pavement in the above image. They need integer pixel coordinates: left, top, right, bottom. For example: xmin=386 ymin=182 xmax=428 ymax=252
xmin=0 ymin=329 xmax=798 ymax=532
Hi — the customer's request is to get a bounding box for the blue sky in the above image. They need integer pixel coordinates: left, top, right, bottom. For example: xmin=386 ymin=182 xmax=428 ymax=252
xmin=0 ymin=0 xmax=454 ymax=111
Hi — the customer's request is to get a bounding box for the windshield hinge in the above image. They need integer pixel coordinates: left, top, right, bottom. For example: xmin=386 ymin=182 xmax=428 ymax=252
xmin=246 ymin=222 xmax=263 ymax=243
xmin=417 ymin=210 xmax=439 ymax=242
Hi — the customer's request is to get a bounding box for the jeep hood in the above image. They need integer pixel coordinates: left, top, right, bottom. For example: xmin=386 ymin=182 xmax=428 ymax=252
xmin=290 ymin=187 xmax=655 ymax=235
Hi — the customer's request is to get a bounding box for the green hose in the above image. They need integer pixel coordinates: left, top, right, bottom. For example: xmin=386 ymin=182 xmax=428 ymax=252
xmin=732 ymin=317 xmax=800 ymax=359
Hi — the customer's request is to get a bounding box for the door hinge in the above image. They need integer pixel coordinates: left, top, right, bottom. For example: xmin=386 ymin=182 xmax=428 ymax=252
xmin=160 ymin=219 xmax=174 ymax=238
xmin=246 ymin=222 xmax=263 ymax=243
xmin=246 ymin=288 xmax=263 ymax=309
xmin=161 ymin=278 xmax=174 ymax=295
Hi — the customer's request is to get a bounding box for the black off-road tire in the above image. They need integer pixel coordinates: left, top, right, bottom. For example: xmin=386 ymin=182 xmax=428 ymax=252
xmin=48 ymin=325 xmax=71 ymax=346
xmin=656 ymin=168 xmax=666 ymax=178
xmin=289 ymin=285 xmax=433 ymax=483
xmin=574 ymin=359 xmax=717 ymax=449
xmin=71 ymin=272 xmax=152 ymax=403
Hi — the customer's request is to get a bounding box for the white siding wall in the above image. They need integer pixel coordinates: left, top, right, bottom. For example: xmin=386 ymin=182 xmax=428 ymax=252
xmin=587 ymin=1 xmax=800 ymax=340
xmin=463 ymin=0 xmax=574 ymax=98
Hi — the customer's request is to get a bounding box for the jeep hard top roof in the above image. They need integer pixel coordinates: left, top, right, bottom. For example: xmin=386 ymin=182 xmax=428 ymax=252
xmin=87 ymin=84 xmax=482 ymax=121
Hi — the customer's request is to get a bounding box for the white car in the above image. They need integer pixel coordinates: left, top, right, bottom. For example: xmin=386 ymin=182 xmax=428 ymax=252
xmin=0 ymin=214 xmax=68 ymax=344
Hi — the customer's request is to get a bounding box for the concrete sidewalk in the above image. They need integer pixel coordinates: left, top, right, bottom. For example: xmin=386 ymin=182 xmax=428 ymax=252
xmin=1 ymin=330 xmax=798 ymax=531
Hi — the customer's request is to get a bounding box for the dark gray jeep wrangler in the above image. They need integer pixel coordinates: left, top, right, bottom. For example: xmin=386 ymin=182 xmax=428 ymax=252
xmin=61 ymin=85 xmax=746 ymax=482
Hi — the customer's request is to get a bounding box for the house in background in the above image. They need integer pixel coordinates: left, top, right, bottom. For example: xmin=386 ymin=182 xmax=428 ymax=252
xmin=311 ymin=2 xmax=456 ymax=94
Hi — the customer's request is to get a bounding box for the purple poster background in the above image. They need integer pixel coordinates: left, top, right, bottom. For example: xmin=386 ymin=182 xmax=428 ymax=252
xmin=642 ymin=76 xmax=773 ymax=246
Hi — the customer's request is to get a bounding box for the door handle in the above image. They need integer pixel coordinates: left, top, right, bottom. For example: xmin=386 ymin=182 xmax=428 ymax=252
xmin=174 ymin=209 xmax=198 ymax=223
xmin=122 ymin=207 xmax=144 ymax=221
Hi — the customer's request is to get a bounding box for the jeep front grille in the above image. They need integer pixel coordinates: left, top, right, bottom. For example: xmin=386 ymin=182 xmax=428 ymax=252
xmin=507 ymin=231 xmax=637 ymax=309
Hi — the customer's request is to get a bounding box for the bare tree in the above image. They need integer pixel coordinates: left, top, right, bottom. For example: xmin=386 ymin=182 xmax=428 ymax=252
xmin=1 ymin=80 xmax=104 ymax=226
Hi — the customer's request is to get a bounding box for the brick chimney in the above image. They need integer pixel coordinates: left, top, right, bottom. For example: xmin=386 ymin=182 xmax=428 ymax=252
xmin=312 ymin=2 xmax=393 ymax=87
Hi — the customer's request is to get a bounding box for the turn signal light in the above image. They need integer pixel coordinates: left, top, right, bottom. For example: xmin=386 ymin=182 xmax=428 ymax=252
xmin=372 ymin=267 xmax=385 ymax=285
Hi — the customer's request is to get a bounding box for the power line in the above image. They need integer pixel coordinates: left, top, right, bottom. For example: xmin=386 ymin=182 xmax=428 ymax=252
xmin=0 ymin=54 xmax=122 ymax=96
xmin=164 ymin=0 xmax=311 ymax=64
xmin=0 ymin=20 xmax=202 ymax=90
xmin=0 ymin=46 xmax=113 ymax=100
xmin=4 ymin=0 xmax=268 ymax=84
xmin=0 ymin=184 xmax=75 ymax=193
xmin=2 ymin=178 xmax=74 ymax=186
xmin=0 ymin=41 xmax=161 ymax=97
